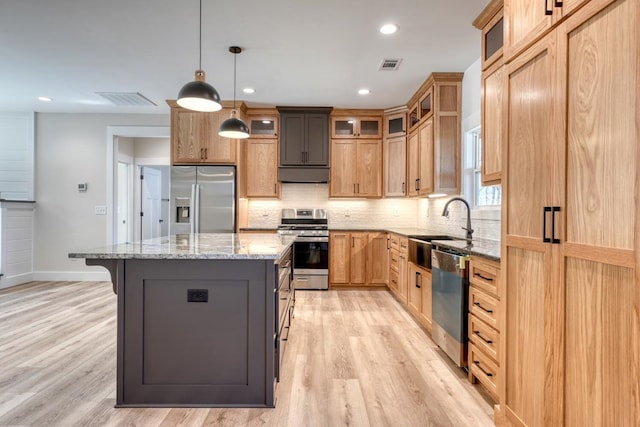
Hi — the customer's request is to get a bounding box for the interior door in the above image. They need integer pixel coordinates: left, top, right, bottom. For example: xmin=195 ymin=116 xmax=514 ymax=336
xmin=141 ymin=166 xmax=163 ymax=240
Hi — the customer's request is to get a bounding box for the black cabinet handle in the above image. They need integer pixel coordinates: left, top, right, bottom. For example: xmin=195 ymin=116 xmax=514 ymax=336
xmin=543 ymin=206 xmax=552 ymax=243
xmin=474 ymin=302 xmax=494 ymax=314
xmin=545 ymin=0 xmax=553 ymax=15
xmin=402 ymin=182 xmax=405 ymax=193
xmin=474 ymin=272 xmax=494 ymax=282
xmin=555 ymin=0 xmax=563 ymax=6
xmin=301 ymin=151 xmax=304 ymax=162
xmin=415 ymin=272 xmax=421 ymax=289
xmin=352 ymin=236 xmax=355 ymax=248
xmin=551 ymin=206 xmax=561 ymax=244
xmin=473 ymin=330 xmax=493 ymax=344
xmin=387 ymin=238 xmax=390 ymax=250
xmin=416 ymin=178 xmax=421 ymax=191
xmin=415 ymin=179 xmax=419 ymax=191
xmin=473 ymin=360 xmax=493 ymax=377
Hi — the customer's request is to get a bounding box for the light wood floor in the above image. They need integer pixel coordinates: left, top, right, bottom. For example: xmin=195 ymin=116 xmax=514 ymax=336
xmin=0 ymin=281 xmax=495 ymax=426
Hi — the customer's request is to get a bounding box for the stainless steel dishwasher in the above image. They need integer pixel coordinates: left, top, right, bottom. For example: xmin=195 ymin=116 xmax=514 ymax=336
xmin=431 ymin=247 xmax=469 ymax=368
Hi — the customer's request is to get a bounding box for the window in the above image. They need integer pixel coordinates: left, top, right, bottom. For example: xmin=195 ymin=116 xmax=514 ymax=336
xmin=463 ymin=126 xmax=501 ymax=209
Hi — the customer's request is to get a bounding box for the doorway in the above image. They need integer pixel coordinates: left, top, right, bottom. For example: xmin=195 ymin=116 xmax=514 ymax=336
xmin=139 ymin=165 xmax=169 ymax=240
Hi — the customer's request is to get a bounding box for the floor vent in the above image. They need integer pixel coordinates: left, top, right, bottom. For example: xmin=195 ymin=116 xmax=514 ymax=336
xmin=96 ymin=92 xmax=157 ymax=106
xmin=379 ymin=58 xmax=402 ymax=71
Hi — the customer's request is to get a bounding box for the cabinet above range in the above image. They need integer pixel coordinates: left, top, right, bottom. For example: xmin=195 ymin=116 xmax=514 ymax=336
xmin=277 ymin=106 xmax=332 ymax=183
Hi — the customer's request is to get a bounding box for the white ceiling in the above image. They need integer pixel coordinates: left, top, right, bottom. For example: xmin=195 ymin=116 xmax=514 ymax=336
xmin=0 ymin=0 xmax=489 ymax=114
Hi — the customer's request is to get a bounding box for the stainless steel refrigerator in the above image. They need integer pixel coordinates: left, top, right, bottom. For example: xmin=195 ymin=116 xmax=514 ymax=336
xmin=170 ymin=166 xmax=236 ymax=234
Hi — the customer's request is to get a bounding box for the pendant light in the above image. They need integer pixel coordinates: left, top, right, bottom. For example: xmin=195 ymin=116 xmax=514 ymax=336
xmin=176 ymin=0 xmax=222 ymax=112
xmin=218 ymin=46 xmax=250 ymax=139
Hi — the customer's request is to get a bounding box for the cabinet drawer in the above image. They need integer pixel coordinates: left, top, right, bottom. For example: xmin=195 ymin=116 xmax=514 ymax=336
xmin=468 ymin=313 xmax=499 ymax=363
xmin=469 ymin=258 xmax=501 ymax=299
xmin=399 ymin=237 xmax=408 ymax=255
xmin=390 ymin=250 xmax=400 ymax=273
xmin=389 ymin=269 xmax=400 ymax=292
xmin=469 ymin=286 xmax=499 ymax=329
xmin=469 ymin=342 xmax=498 ymax=400
xmin=389 ymin=234 xmax=400 ymax=250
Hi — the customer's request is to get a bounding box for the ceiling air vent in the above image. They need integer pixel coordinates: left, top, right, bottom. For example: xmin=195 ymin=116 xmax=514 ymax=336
xmin=379 ymin=58 xmax=402 ymax=71
xmin=96 ymin=92 xmax=157 ymax=106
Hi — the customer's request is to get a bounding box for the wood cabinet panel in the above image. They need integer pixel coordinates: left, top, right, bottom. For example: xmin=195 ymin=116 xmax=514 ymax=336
xmin=384 ymin=136 xmax=407 ymax=197
xmin=504 ymin=0 xmax=553 ymax=59
xmin=384 ymin=111 xmax=407 ymax=138
xmin=481 ymin=61 xmax=504 ymax=185
xmin=505 ymin=247 xmax=546 ymax=427
xmin=417 ymin=119 xmax=434 ymax=196
xmin=366 ymin=232 xmax=389 ymax=285
xmin=433 ymin=115 xmax=459 ymax=194
xmin=469 ymin=286 xmax=499 ymax=330
xmin=407 ymin=263 xmax=421 ymax=317
xmin=357 ymin=140 xmax=382 ymax=197
xmin=407 ymin=130 xmax=420 ymax=197
xmin=418 ymin=268 xmax=432 ymax=331
xmin=469 ymin=313 xmax=500 ymax=363
xmin=329 ymin=140 xmax=357 ymax=196
xmin=245 ymin=139 xmax=279 ymax=198
xmin=329 ymin=233 xmax=350 ymax=284
xmin=469 ymin=343 xmax=499 ymax=400
xmin=350 ymin=233 xmax=367 ymax=284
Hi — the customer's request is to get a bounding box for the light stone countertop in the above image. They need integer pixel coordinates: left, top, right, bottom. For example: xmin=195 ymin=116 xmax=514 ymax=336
xmin=69 ymin=233 xmax=296 ymax=260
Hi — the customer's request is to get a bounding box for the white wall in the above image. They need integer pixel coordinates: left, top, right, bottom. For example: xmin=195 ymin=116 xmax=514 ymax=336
xmin=34 ymin=113 xmax=169 ymax=281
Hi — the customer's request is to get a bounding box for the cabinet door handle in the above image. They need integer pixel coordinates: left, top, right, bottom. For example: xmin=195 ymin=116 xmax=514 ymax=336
xmin=274 ymin=184 xmax=277 ymax=194
xmin=554 ymin=0 xmax=563 ymax=6
xmin=352 ymin=236 xmax=355 ymax=248
xmin=474 ymin=302 xmax=493 ymax=314
xmin=387 ymin=238 xmax=390 ymax=250
xmin=415 ymin=179 xmax=419 ymax=191
xmin=473 ymin=330 xmax=493 ymax=344
xmin=402 ymin=182 xmax=405 ymax=193
xmin=543 ymin=206 xmax=552 ymax=243
xmin=415 ymin=272 xmax=421 ymax=289
xmin=545 ymin=0 xmax=553 ymax=15
xmin=551 ymin=206 xmax=561 ymax=244
xmin=473 ymin=360 xmax=494 ymax=377
xmin=474 ymin=272 xmax=494 ymax=282
xmin=301 ymin=151 xmax=304 ymax=163
xmin=357 ymin=183 xmax=360 ymax=194
xmin=204 ymin=148 xmax=207 ymax=159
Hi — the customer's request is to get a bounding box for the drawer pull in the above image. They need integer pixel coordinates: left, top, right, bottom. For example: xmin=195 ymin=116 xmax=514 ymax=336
xmin=474 ymin=272 xmax=494 ymax=282
xmin=474 ymin=302 xmax=494 ymax=314
xmin=473 ymin=360 xmax=494 ymax=377
xmin=473 ymin=330 xmax=493 ymax=344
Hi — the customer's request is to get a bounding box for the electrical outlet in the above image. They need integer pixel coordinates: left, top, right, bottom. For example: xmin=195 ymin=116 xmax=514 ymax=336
xmin=94 ymin=205 xmax=107 ymax=215
xmin=345 ymin=208 xmax=350 ymax=217
xmin=187 ymin=289 xmax=208 ymax=302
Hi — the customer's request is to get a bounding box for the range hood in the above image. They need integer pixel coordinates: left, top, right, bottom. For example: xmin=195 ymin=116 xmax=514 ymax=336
xmin=278 ymin=167 xmax=329 ymax=183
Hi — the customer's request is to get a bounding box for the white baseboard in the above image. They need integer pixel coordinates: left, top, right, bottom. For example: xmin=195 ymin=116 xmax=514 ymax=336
xmin=0 ymin=272 xmax=34 ymax=290
xmin=32 ymin=270 xmax=111 ymax=282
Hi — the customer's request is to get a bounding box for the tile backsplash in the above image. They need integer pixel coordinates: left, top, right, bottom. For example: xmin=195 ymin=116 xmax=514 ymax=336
xmin=246 ymin=183 xmax=501 ymax=242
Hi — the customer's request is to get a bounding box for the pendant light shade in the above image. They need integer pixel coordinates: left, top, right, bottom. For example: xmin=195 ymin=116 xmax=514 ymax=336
xmin=176 ymin=0 xmax=222 ymax=112
xmin=219 ymin=46 xmax=250 ymax=139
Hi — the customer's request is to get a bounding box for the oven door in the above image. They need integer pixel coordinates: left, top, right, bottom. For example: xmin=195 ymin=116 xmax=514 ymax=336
xmin=293 ymin=237 xmax=329 ymax=289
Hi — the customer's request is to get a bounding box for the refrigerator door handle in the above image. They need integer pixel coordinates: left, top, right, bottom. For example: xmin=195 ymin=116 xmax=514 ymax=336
xmin=194 ymin=183 xmax=201 ymax=233
xmin=190 ymin=184 xmax=197 ymax=234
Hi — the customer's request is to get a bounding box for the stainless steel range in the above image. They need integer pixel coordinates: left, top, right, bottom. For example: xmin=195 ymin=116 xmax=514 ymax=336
xmin=277 ymin=208 xmax=329 ymax=290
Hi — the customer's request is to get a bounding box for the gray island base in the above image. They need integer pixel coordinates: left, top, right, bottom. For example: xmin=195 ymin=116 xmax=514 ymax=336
xmin=70 ymin=233 xmax=295 ymax=408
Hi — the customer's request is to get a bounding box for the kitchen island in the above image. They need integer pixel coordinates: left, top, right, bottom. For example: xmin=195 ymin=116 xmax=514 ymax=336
xmin=69 ymin=233 xmax=295 ymax=408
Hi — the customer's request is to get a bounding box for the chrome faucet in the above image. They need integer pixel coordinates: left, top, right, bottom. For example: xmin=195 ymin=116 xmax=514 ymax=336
xmin=442 ymin=197 xmax=474 ymax=244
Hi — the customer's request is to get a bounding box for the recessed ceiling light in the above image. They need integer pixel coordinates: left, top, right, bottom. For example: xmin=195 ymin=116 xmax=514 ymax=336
xmin=380 ymin=23 xmax=398 ymax=35
xmin=242 ymin=88 xmax=256 ymax=94
xmin=38 ymin=96 xmax=52 ymax=102
xmin=358 ymin=89 xmax=371 ymax=95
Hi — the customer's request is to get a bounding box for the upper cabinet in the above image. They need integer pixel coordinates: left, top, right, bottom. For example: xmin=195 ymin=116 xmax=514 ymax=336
xmin=384 ymin=110 xmax=407 ymax=138
xmin=474 ymin=0 xmax=505 ymax=185
xmin=248 ymin=114 xmax=278 ymax=138
xmin=167 ymin=100 xmax=243 ymax=165
xmin=406 ymin=73 xmax=463 ymax=196
xmin=504 ymin=0 xmax=590 ymax=60
xmin=278 ymin=107 xmax=331 ymax=167
xmin=331 ymin=114 xmax=382 ymax=139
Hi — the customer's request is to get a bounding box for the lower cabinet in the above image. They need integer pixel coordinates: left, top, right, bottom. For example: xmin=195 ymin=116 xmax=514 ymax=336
xmin=407 ymin=262 xmax=432 ymax=332
xmin=467 ymin=256 xmax=501 ymax=401
xmin=329 ymin=231 xmax=388 ymax=287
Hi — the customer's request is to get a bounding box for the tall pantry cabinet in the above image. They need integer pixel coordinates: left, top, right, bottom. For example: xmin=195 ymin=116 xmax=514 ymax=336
xmin=500 ymin=0 xmax=640 ymax=425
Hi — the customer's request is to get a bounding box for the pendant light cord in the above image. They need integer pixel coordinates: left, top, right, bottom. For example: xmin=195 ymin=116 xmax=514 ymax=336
xmin=198 ymin=0 xmax=202 ymax=69
xmin=233 ymin=52 xmax=237 ymax=109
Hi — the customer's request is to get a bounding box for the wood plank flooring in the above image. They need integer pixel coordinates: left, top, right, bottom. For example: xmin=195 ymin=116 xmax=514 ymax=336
xmin=0 ymin=281 xmax=495 ymax=426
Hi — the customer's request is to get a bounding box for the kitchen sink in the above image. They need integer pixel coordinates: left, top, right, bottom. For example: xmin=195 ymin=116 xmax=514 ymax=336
xmin=408 ymin=235 xmax=458 ymax=269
